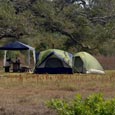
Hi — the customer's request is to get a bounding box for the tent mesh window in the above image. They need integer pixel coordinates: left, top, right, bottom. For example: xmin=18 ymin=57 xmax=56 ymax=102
xmin=74 ymin=56 xmax=84 ymax=73
xmin=45 ymin=58 xmax=64 ymax=68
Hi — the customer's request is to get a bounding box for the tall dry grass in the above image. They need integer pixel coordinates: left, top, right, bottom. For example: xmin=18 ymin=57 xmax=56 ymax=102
xmin=0 ymin=71 xmax=115 ymax=115
xmin=96 ymin=55 xmax=115 ymax=70
xmin=0 ymin=71 xmax=115 ymax=98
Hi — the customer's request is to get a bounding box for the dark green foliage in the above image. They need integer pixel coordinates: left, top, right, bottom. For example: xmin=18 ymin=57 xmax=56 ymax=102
xmin=0 ymin=0 xmax=115 ymax=55
xmin=47 ymin=94 xmax=115 ymax=115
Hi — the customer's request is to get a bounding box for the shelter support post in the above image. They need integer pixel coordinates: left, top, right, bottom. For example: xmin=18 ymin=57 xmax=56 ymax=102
xmin=3 ymin=50 xmax=7 ymax=66
xmin=28 ymin=50 xmax=30 ymax=67
xmin=33 ymin=50 xmax=36 ymax=65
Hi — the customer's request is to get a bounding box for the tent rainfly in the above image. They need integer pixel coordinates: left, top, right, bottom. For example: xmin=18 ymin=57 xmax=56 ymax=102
xmin=0 ymin=41 xmax=36 ymax=67
xmin=34 ymin=49 xmax=73 ymax=74
xmin=73 ymin=52 xmax=105 ymax=74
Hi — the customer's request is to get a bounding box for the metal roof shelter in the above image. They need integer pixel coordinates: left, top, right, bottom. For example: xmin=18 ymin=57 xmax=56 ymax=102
xmin=0 ymin=41 xmax=36 ymax=67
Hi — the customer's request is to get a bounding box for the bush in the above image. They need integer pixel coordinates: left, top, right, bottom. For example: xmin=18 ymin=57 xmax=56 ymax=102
xmin=47 ymin=94 xmax=115 ymax=115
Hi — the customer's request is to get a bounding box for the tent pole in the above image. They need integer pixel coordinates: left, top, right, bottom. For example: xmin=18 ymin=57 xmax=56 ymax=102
xmin=4 ymin=50 xmax=7 ymax=66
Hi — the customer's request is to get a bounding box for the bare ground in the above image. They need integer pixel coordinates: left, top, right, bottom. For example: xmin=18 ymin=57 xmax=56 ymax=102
xmin=0 ymin=71 xmax=115 ymax=115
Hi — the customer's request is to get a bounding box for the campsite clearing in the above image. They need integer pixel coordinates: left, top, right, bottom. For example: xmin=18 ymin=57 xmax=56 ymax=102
xmin=0 ymin=71 xmax=115 ymax=115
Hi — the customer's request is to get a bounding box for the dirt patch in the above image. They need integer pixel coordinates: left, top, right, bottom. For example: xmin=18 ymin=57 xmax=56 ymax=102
xmin=0 ymin=71 xmax=114 ymax=114
xmin=0 ymin=88 xmax=76 ymax=115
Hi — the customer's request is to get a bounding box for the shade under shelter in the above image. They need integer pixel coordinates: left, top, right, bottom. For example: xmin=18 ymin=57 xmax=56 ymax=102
xmin=0 ymin=41 xmax=36 ymax=67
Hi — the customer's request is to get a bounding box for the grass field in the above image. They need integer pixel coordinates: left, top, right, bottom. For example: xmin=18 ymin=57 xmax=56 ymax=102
xmin=0 ymin=70 xmax=115 ymax=115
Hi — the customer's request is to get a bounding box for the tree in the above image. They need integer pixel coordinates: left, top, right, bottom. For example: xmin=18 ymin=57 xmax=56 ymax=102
xmin=0 ymin=0 xmax=26 ymax=39
xmin=0 ymin=0 xmax=114 ymax=55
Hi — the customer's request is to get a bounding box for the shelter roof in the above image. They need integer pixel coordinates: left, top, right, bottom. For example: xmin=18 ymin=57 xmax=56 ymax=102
xmin=0 ymin=41 xmax=34 ymax=50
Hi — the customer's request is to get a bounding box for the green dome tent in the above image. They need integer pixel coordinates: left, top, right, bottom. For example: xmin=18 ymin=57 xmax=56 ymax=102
xmin=34 ymin=49 xmax=73 ymax=74
xmin=73 ymin=52 xmax=105 ymax=74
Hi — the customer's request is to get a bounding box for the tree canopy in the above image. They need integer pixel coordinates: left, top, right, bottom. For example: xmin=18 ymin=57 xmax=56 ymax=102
xmin=0 ymin=0 xmax=115 ymax=55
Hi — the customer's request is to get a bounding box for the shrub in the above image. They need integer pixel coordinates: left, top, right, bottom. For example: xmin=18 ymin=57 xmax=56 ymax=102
xmin=47 ymin=94 xmax=115 ymax=115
